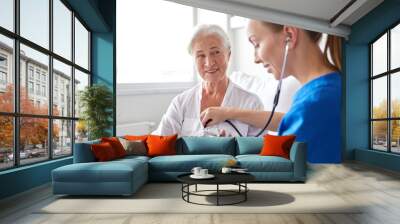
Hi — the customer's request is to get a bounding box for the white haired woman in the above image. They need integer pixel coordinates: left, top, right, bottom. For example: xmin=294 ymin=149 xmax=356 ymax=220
xmin=153 ymin=24 xmax=263 ymax=137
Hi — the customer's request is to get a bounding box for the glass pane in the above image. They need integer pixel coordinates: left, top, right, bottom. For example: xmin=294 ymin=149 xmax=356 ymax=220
xmin=116 ymin=0 xmax=193 ymax=83
xmin=20 ymin=0 xmax=49 ymax=49
xmin=53 ymin=119 xmax=72 ymax=157
xmin=391 ymin=120 xmax=400 ymax=153
xmin=53 ymin=0 xmax=72 ymax=60
xmin=75 ymin=120 xmax=88 ymax=143
xmin=372 ymin=33 xmax=387 ymax=76
xmin=20 ymin=44 xmax=49 ymax=115
xmin=0 ymin=116 xmax=13 ymax=170
xmin=0 ymin=34 xmax=14 ymax=112
xmin=74 ymin=18 xmax=89 ymax=70
xmin=197 ymin=8 xmax=227 ymax=31
xmin=391 ymin=72 xmax=400 ymax=118
xmin=391 ymin=24 xmax=400 ymax=70
xmin=20 ymin=117 xmax=49 ymax=165
xmin=372 ymin=121 xmax=388 ymax=151
xmin=372 ymin=77 xmax=387 ymax=119
xmin=53 ymin=59 xmax=72 ymax=117
xmin=0 ymin=0 xmax=14 ymax=31
xmin=74 ymin=69 xmax=89 ymax=118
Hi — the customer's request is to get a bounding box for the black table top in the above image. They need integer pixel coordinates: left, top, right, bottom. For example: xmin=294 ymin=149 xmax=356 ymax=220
xmin=177 ymin=172 xmax=255 ymax=185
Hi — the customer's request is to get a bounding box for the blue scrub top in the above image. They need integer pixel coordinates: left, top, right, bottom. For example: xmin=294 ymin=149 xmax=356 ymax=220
xmin=278 ymin=72 xmax=341 ymax=163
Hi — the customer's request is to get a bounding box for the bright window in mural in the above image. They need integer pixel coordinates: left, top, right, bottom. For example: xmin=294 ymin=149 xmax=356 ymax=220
xmin=117 ymin=0 xmax=229 ymax=84
xmin=0 ymin=0 xmax=91 ymax=170
xmin=371 ymin=23 xmax=400 ymax=154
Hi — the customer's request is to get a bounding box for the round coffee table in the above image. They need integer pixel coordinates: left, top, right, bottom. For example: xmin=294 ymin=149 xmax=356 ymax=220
xmin=177 ymin=172 xmax=255 ymax=206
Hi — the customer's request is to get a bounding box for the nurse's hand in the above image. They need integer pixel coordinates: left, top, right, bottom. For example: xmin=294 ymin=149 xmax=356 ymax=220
xmin=201 ymin=107 xmax=230 ymax=127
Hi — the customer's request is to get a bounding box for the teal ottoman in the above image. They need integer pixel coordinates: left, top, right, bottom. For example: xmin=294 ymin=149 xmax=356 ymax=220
xmin=52 ymin=156 xmax=148 ymax=196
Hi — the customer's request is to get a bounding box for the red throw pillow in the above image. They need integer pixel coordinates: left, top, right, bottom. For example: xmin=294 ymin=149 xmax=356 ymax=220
xmin=260 ymin=134 xmax=296 ymax=159
xmin=101 ymin=137 xmax=127 ymax=158
xmin=146 ymin=134 xmax=177 ymax=157
xmin=91 ymin=142 xmax=117 ymax=161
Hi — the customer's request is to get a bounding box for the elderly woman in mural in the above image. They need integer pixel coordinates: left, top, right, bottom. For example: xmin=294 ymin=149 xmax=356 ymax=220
xmin=153 ymin=24 xmax=264 ymax=137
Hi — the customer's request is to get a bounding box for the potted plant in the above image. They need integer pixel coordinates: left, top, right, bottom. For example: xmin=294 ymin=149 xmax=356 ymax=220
xmin=79 ymin=84 xmax=113 ymax=140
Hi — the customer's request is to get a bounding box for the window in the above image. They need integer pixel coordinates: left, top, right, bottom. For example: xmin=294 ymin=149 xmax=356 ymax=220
xmin=74 ymin=18 xmax=89 ymax=70
xmin=35 ymin=84 xmax=40 ymax=95
xmin=53 ymin=59 xmax=72 ymax=117
xmin=28 ymin=67 xmax=34 ymax=80
xmin=20 ymin=0 xmax=49 ymax=49
xmin=42 ymin=85 xmax=46 ymax=97
xmin=35 ymin=70 xmax=41 ymax=81
xmin=117 ymin=0 xmax=193 ymax=84
xmin=41 ymin=73 xmax=46 ymax=82
xmin=370 ymin=23 xmax=400 ymax=154
xmin=28 ymin=81 xmax=34 ymax=94
xmin=53 ymin=0 xmax=72 ymax=60
xmin=117 ymin=1 xmax=232 ymax=87
xmin=0 ymin=0 xmax=91 ymax=170
xmin=0 ymin=55 xmax=7 ymax=67
xmin=0 ymin=0 xmax=14 ymax=32
xmin=0 ymin=71 xmax=6 ymax=85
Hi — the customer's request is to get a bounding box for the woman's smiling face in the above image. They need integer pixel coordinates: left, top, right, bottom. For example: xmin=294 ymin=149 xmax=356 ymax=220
xmin=192 ymin=34 xmax=230 ymax=82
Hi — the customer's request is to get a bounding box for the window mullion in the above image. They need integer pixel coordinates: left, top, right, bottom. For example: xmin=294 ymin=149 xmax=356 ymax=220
xmin=49 ymin=0 xmax=54 ymax=160
xmin=13 ymin=0 xmax=21 ymax=167
xmin=388 ymin=29 xmax=391 ymax=152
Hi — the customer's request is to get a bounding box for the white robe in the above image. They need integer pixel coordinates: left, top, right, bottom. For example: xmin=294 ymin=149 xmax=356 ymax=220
xmin=153 ymin=80 xmax=264 ymax=137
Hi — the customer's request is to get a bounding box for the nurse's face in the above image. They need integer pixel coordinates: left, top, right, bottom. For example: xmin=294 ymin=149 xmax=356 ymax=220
xmin=247 ymin=20 xmax=287 ymax=80
xmin=192 ymin=34 xmax=230 ymax=82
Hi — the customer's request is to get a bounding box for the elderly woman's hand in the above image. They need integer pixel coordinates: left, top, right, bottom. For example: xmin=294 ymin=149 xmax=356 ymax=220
xmin=200 ymin=107 xmax=231 ymax=127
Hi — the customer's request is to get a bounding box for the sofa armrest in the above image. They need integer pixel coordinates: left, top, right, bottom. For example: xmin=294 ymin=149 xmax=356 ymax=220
xmin=73 ymin=140 xmax=100 ymax=163
xmin=289 ymin=142 xmax=307 ymax=181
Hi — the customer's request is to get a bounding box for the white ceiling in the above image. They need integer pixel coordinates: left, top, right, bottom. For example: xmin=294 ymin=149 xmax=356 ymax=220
xmin=225 ymin=0 xmax=352 ymax=23
xmin=165 ymin=0 xmax=384 ymax=38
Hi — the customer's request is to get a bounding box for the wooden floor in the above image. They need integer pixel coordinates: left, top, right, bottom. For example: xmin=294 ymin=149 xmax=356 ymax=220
xmin=1 ymin=162 xmax=400 ymax=224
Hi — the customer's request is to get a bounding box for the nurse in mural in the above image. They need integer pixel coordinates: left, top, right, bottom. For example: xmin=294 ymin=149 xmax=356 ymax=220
xmin=153 ymin=24 xmax=264 ymax=137
xmin=201 ymin=20 xmax=342 ymax=163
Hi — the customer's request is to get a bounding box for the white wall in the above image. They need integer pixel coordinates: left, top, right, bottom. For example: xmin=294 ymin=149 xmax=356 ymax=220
xmin=116 ymin=91 xmax=179 ymax=134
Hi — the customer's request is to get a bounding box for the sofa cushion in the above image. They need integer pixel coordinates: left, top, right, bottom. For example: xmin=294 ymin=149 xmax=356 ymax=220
xmin=53 ymin=159 xmax=147 ymax=183
xmin=148 ymin=154 xmax=235 ymax=172
xmin=236 ymin=137 xmax=263 ymax=155
xmin=91 ymin=142 xmax=118 ymax=161
xmin=236 ymin=155 xmax=293 ymax=172
xmin=74 ymin=139 xmax=100 ymax=163
xmin=147 ymin=134 xmax=178 ymax=157
xmin=101 ymin=137 xmax=127 ymax=158
xmin=119 ymin=138 xmax=147 ymax=156
xmin=260 ymin=134 xmax=296 ymax=159
xmin=177 ymin=137 xmax=236 ymax=155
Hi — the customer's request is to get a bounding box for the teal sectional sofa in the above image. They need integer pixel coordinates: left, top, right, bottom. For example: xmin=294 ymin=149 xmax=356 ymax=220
xmin=52 ymin=137 xmax=307 ymax=196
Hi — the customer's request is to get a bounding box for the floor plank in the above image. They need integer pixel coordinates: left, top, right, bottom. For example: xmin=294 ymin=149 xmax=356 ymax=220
xmin=1 ymin=161 xmax=400 ymax=224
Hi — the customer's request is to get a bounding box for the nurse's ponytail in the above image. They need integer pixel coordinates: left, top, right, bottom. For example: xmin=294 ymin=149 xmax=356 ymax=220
xmin=324 ymin=35 xmax=342 ymax=71
xmin=303 ymin=31 xmax=342 ymax=71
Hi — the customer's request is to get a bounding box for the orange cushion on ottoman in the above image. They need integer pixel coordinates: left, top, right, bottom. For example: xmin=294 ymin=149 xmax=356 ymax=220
xmin=260 ymin=134 xmax=296 ymax=159
xmin=101 ymin=137 xmax=127 ymax=158
xmin=91 ymin=142 xmax=117 ymax=161
xmin=146 ymin=134 xmax=177 ymax=157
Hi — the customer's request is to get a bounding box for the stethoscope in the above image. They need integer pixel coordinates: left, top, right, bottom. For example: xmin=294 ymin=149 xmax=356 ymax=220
xmin=204 ymin=37 xmax=291 ymax=137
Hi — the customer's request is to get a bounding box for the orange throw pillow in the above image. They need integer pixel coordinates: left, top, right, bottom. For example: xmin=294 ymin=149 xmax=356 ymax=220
xmin=124 ymin=135 xmax=148 ymax=141
xmin=260 ymin=134 xmax=296 ymax=159
xmin=101 ymin=137 xmax=127 ymax=158
xmin=146 ymin=134 xmax=177 ymax=157
xmin=91 ymin=142 xmax=117 ymax=161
